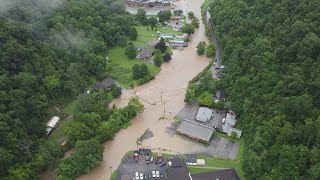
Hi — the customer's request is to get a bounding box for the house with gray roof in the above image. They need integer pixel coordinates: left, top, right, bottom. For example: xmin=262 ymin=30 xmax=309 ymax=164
xmin=222 ymin=112 xmax=242 ymax=138
xmin=137 ymin=49 xmax=153 ymax=60
xmin=94 ymin=78 xmax=115 ymax=90
xmin=196 ymin=107 xmax=213 ymax=122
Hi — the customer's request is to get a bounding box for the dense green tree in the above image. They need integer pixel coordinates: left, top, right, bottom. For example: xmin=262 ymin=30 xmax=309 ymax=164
xmin=110 ymin=85 xmax=122 ymax=98
xmin=191 ymin=17 xmax=200 ymax=28
xmin=196 ymin=41 xmax=206 ymax=55
xmin=187 ymin=11 xmax=194 ymax=19
xmin=132 ymin=64 xmax=149 ymax=80
xmin=155 ymin=38 xmax=167 ymax=53
xmin=57 ymin=139 xmax=103 ymax=179
xmin=206 ymin=0 xmax=320 ymax=179
xmin=185 ymin=83 xmax=196 ymax=102
xmin=136 ymin=8 xmax=147 ymax=25
xmin=163 ymin=52 xmax=172 ymax=62
xmin=206 ymin=43 xmax=215 ymax=58
xmin=148 ymin=17 xmax=158 ymax=31
xmin=181 ymin=23 xmax=195 ymax=35
xmin=153 ymin=51 xmax=163 ymax=67
xmin=132 ymin=64 xmax=141 ymax=80
xmin=158 ymin=10 xmax=172 ymax=23
xmin=173 ymin=10 xmax=183 ymax=16
xmin=125 ymin=42 xmax=137 ymax=59
xmin=0 ymin=0 xmax=139 ymax=177
xmin=129 ymin=27 xmax=138 ymax=41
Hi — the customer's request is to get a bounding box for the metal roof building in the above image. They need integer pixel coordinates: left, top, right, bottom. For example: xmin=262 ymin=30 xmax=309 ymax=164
xmin=196 ymin=107 xmax=213 ymax=122
xmin=46 ymin=116 xmax=60 ymax=135
xmin=176 ymin=120 xmax=214 ymax=143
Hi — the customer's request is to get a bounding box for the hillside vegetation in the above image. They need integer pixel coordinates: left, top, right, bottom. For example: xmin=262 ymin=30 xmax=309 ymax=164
xmin=208 ymin=0 xmax=320 ymax=179
xmin=0 ymin=0 xmax=140 ymax=178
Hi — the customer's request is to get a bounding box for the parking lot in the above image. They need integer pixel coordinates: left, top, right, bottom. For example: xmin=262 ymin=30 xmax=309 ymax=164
xmin=117 ymin=149 xmax=168 ymax=180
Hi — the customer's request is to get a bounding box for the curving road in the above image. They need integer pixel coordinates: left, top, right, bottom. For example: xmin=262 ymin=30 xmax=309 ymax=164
xmin=205 ymin=9 xmax=222 ymax=78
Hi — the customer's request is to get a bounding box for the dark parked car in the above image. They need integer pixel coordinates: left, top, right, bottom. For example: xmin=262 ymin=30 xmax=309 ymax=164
xmin=160 ymin=162 xmax=166 ymax=167
xmin=148 ymin=173 xmax=152 ymax=179
xmin=155 ymin=157 xmax=158 ymax=164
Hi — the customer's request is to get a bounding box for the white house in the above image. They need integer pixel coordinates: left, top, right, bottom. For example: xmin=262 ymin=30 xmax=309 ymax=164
xmin=160 ymin=33 xmax=173 ymax=39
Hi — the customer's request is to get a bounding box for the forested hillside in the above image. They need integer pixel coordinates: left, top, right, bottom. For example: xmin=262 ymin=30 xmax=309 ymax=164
xmin=208 ymin=0 xmax=320 ymax=179
xmin=0 ymin=0 xmax=137 ymax=178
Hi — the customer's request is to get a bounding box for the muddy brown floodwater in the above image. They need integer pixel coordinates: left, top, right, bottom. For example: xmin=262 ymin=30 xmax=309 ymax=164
xmin=41 ymin=0 xmax=210 ymax=179
xmin=76 ymin=1 xmax=211 ymax=180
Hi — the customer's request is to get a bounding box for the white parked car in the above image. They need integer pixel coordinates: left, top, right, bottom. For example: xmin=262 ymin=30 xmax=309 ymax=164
xmin=135 ymin=172 xmax=139 ymax=180
xmin=152 ymin=171 xmax=156 ymax=178
xmin=140 ymin=172 xmax=143 ymax=180
xmin=156 ymin=171 xmax=160 ymax=178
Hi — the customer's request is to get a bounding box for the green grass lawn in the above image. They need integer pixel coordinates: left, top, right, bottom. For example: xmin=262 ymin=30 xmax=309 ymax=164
xmin=187 ymin=167 xmax=222 ymax=174
xmin=63 ymin=100 xmax=78 ymax=115
xmin=106 ymin=47 xmax=160 ymax=88
xmin=106 ymin=25 xmax=183 ymax=88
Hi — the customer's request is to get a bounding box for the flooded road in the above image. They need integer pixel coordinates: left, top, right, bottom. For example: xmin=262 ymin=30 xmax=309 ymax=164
xmin=78 ymin=0 xmax=211 ymax=179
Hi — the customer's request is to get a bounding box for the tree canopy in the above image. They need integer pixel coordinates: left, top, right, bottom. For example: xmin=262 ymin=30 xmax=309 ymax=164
xmin=0 ymin=0 xmax=137 ymax=178
xmin=208 ymin=0 xmax=320 ymax=179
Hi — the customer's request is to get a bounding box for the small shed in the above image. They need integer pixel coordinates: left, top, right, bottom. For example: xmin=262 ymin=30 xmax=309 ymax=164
xmin=46 ymin=116 xmax=60 ymax=135
xmin=158 ymin=152 xmax=163 ymax=158
xmin=94 ymin=78 xmax=115 ymax=90
xmin=196 ymin=159 xmax=206 ymax=166
xmin=196 ymin=107 xmax=213 ymax=122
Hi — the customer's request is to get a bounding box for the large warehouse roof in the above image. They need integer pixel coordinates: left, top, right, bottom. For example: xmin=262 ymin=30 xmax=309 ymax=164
xmin=177 ymin=120 xmax=214 ymax=142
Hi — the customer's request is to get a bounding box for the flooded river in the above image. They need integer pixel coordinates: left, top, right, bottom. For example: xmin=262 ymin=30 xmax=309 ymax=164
xmin=76 ymin=0 xmax=211 ymax=179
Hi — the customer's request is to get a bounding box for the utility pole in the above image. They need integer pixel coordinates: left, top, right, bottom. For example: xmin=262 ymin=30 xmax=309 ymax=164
xmin=163 ymin=102 xmax=166 ymax=117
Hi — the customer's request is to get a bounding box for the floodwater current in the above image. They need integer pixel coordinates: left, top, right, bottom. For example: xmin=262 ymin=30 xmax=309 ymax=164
xmin=42 ymin=0 xmax=211 ymax=179
xmin=77 ymin=0 xmax=211 ymax=179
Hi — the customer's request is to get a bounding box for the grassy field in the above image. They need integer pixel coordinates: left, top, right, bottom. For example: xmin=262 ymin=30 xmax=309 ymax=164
xmin=106 ymin=47 xmax=160 ymax=88
xmin=106 ymin=25 xmax=184 ymax=88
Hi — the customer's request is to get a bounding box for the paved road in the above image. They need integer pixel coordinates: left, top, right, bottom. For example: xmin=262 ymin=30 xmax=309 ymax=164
xmin=205 ymin=9 xmax=222 ymax=78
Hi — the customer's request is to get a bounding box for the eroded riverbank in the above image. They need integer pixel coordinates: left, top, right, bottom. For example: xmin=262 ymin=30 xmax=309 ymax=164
xmin=77 ymin=0 xmax=211 ymax=179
